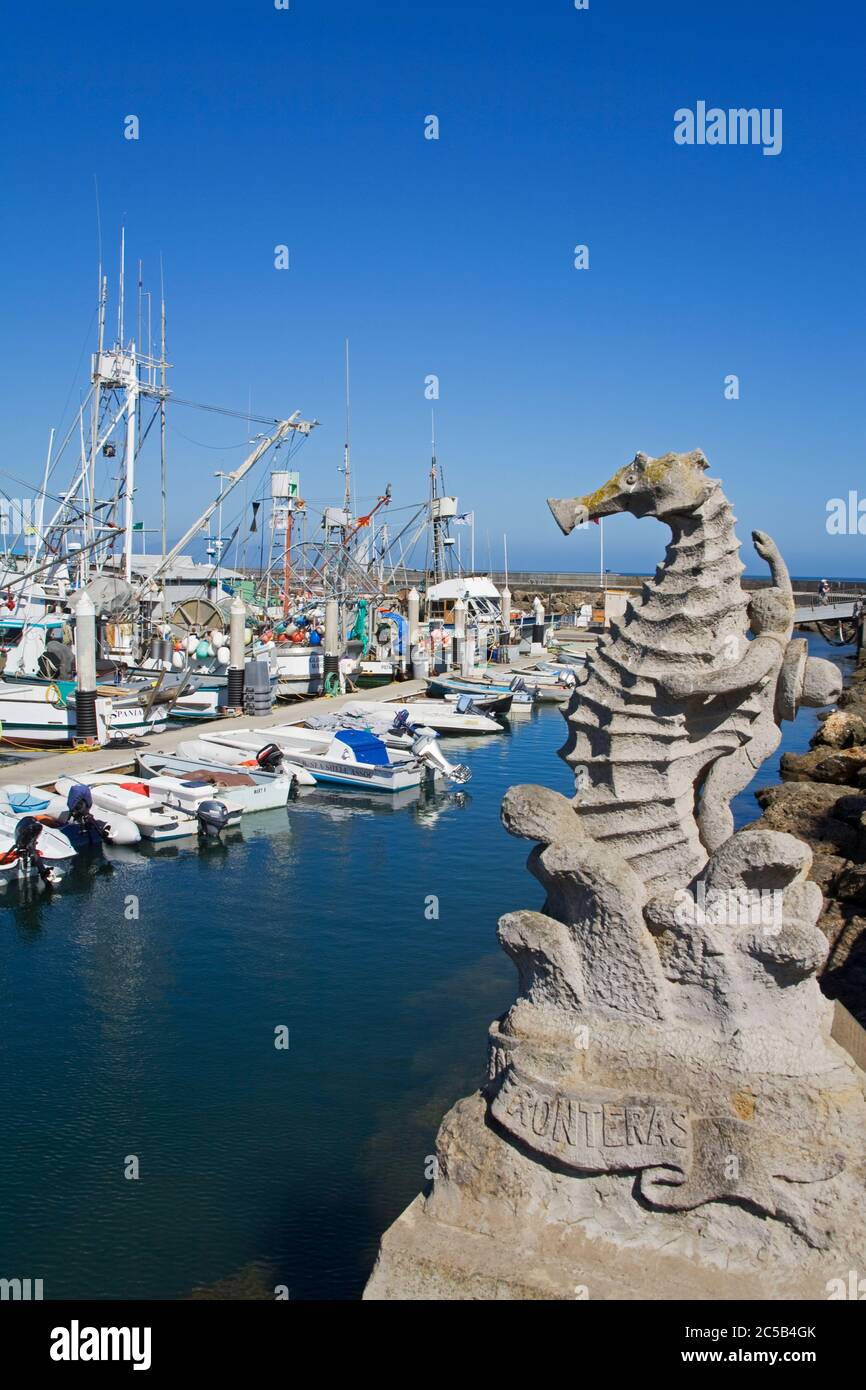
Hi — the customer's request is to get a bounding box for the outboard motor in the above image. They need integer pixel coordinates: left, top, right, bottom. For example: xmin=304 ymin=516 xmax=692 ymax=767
xmin=387 ymin=709 xmax=422 ymax=744
xmin=14 ymin=816 xmax=57 ymax=885
xmin=255 ymin=743 xmax=284 ymax=774
xmin=196 ymin=798 xmax=231 ymax=839
xmin=66 ymin=783 xmax=111 ymax=843
xmin=454 ymin=693 xmax=478 ymax=714
xmin=410 ymin=731 xmax=471 ymax=785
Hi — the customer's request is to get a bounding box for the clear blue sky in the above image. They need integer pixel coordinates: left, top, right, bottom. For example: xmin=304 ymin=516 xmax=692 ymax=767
xmin=0 ymin=1 xmax=863 ymax=576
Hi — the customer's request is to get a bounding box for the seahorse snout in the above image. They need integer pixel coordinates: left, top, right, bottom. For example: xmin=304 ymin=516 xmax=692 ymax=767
xmin=548 ymin=497 xmax=590 ymax=534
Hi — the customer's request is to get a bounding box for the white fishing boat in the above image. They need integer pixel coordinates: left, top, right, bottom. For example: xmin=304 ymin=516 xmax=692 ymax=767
xmin=0 ymin=675 xmax=169 ymax=749
xmin=0 ymin=682 xmax=113 ymax=748
xmin=194 ymin=724 xmax=426 ymax=793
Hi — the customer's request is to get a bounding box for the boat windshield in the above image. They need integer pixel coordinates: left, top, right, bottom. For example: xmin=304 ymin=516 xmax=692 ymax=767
xmin=0 ymin=625 xmax=24 ymax=647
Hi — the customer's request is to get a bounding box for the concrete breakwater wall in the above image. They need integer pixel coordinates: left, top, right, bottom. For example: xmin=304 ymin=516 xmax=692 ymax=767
xmin=748 ymin=647 xmax=866 ymax=1025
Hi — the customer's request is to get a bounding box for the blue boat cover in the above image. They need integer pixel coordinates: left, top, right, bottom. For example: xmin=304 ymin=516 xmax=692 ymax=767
xmin=334 ymin=728 xmax=390 ymax=766
xmin=7 ymin=792 xmax=50 ymax=814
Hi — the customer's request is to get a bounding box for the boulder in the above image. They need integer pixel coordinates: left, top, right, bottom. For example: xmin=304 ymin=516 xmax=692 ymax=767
xmin=814 ymin=710 xmax=866 ymax=749
xmin=781 ymin=746 xmax=866 ymax=785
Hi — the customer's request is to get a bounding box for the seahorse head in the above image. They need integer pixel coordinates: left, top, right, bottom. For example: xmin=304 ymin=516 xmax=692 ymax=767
xmin=549 ymin=449 xmax=712 ymax=533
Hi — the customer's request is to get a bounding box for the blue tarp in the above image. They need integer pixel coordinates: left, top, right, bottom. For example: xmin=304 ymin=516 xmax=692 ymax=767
xmin=7 ymin=791 xmax=50 ymax=814
xmin=334 ymin=728 xmax=390 ymax=766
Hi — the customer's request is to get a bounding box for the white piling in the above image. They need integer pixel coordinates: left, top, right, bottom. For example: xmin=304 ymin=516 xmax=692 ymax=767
xmin=462 ymin=630 xmax=476 ymax=678
xmin=325 ymin=598 xmax=339 ymax=654
xmin=227 ymin=595 xmax=246 ymax=708
xmin=454 ymin=596 xmax=467 ymax=672
xmin=532 ymin=595 xmax=545 ymax=652
xmin=324 ymin=597 xmax=340 ymax=689
xmin=500 ymin=584 xmax=512 ymax=642
xmin=74 ymin=592 xmax=99 ymax=741
xmin=406 ymin=587 xmax=420 ymax=674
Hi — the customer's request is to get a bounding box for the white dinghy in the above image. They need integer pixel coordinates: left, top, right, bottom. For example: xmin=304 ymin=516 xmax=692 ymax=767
xmin=137 ymin=745 xmax=311 ymax=814
xmin=54 ymin=773 xmax=238 ymax=841
xmin=0 ymin=783 xmax=141 ymax=847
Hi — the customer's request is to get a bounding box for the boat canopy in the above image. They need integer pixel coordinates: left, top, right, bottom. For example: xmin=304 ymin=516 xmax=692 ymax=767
xmin=333 ymin=728 xmax=390 ymax=766
xmin=426 ymin=577 xmax=501 ymax=602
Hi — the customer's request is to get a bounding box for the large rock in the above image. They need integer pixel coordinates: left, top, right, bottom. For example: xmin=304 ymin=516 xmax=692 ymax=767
xmin=751 ymin=782 xmax=864 ymax=855
xmin=781 ymin=746 xmax=866 ymax=785
xmin=814 ymin=710 xmax=866 ymax=749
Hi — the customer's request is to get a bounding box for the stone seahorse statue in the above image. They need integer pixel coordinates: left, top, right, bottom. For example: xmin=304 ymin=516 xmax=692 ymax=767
xmin=364 ymin=453 xmax=864 ymax=1302
xmin=548 ymin=451 xmax=841 ymax=892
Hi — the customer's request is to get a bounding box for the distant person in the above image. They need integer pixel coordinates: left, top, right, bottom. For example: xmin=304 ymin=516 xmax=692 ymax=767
xmin=818 ymin=578 xmax=831 ymax=601
xmin=39 ymin=628 xmax=76 ymax=681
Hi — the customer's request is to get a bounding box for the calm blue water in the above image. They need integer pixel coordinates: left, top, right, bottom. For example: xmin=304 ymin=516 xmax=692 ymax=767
xmin=0 ymin=636 xmax=852 ymax=1300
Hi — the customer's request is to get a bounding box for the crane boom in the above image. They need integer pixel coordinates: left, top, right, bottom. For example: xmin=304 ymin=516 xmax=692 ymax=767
xmin=137 ymin=412 xmax=315 ymax=596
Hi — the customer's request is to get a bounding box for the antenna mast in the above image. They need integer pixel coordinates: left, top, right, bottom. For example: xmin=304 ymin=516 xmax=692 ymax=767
xmin=343 ymin=338 xmax=351 ymax=517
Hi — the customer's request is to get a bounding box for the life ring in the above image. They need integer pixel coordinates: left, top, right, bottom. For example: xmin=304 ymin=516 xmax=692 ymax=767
xmin=324 ymin=672 xmax=341 ymax=697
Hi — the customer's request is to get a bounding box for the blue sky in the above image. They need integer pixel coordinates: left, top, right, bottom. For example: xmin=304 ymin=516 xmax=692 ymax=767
xmin=0 ymin=0 xmax=863 ymax=576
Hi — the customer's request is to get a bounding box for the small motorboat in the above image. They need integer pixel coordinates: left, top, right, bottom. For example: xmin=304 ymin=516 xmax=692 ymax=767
xmin=549 ymin=644 xmax=591 ymax=667
xmin=361 ymin=697 xmax=502 ymax=735
xmin=137 ymin=746 xmax=312 ymax=813
xmin=514 ymin=667 xmax=578 ymax=703
xmin=193 ymin=724 xmax=427 ymax=793
xmin=303 ymin=709 xmax=471 ymax=783
xmin=442 ymin=689 xmax=513 ymax=715
xmin=426 ymin=675 xmax=536 ymax=707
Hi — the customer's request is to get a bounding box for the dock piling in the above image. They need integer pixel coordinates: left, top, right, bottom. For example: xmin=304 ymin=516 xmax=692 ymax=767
xmin=74 ymin=592 xmax=99 ymax=741
xmin=227 ymin=596 xmax=246 ymax=708
xmin=324 ymin=597 xmax=340 ymax=687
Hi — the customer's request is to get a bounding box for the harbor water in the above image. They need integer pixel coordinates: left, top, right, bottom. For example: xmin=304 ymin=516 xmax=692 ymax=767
xmin=0 ymin=636 xmax=853 ymax=1300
